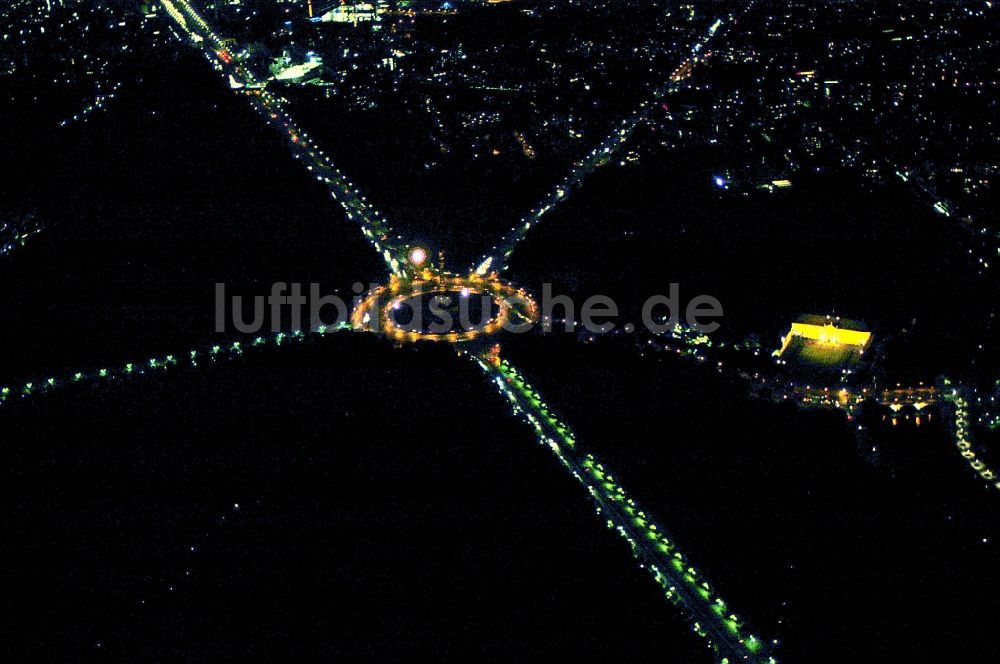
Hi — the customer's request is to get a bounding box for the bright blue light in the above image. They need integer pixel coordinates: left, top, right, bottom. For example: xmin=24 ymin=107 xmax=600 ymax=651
xmin=714 ymin=176 xmax=726 ymax=188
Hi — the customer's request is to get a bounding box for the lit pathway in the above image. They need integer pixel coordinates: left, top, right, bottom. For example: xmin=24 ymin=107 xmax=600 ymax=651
xmin=473 ymin=352 xmax=776 ymax=664
xmin=472 ymin=8 xmax=754 ymax=276
xmin=164 ymin=0 xmax=406 ymax=274
xmin=943 ymin=383 xmax=1000 ymax=492
xmin=0 ymin=325 xmax=350 ymax=409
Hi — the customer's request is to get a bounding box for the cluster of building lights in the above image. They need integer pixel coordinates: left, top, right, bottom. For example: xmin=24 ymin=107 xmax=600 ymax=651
xmin=57 ymin=81 xmax=121 ymax=128
xmin=3 ymin=0 xmax=127 ymax=129
xmin=975 ymin=386 xmax=1000 ymax=431
xmin=474 ymin=8 xmax=748 ymax=276
xmin=1 ymin=216 xmax=43 ymax=259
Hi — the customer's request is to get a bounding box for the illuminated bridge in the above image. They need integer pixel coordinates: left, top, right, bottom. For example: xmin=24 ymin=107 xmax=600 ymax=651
xmin=877 ymin=386 xmax=938 ymax=409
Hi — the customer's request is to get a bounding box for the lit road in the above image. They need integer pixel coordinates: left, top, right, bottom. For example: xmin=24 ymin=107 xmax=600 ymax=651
xmin=472 ymin=9 xmax=753 ymax=277
xmin=163 ymin=0 xmax=407 ymax=274
xmin=0 ymin=325 xmax=351 ymax=408
xmin=474 ymin=353 xmax=775 ymax=664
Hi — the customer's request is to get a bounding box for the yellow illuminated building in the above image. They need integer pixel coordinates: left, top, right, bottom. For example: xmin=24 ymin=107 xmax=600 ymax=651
xmin=776 ymin=315 xmax=872 ymax=370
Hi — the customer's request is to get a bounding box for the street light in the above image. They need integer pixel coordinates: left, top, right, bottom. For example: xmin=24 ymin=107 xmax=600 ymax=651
xmin=408 ymin=246 xmax=428 ymax=267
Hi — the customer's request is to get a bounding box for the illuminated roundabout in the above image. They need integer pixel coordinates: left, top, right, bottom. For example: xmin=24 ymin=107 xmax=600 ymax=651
xmin=351 ymin=246 xmax=540 ymax=344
